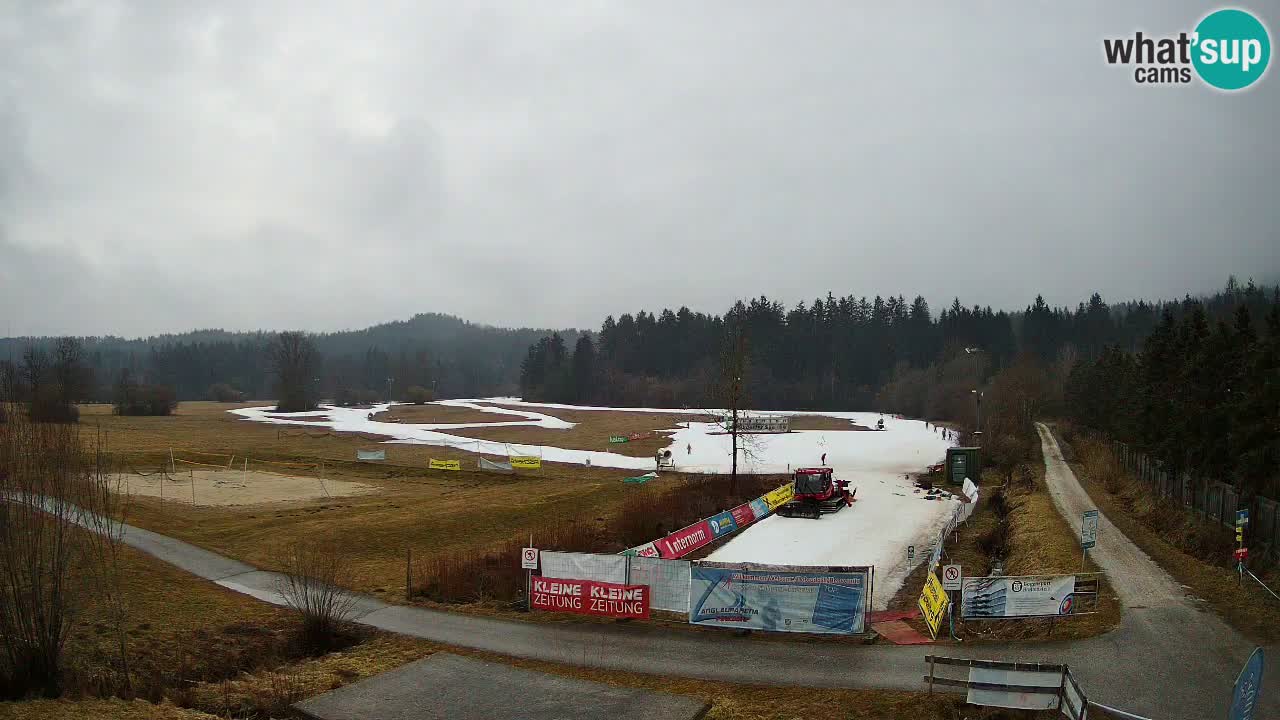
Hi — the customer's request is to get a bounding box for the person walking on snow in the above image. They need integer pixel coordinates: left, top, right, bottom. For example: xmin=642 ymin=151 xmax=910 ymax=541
xmin=687 ymin=443 xmax=692 ymax=455
xmin=821 ymin=452 xmax=827 ymax=466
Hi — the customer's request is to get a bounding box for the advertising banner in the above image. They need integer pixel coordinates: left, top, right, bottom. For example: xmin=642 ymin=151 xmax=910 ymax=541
xmin=656 ymin=520 xmax=713 ymax=558
xmin=917 ymin=572 xmax=949 ymax=639
xmin=621 ymin=541 xmax=660 ymax=558
xmin=707 ymin=511 xmax=738 ymax=538
xmin=428 ymin=458 xmax=461 ymax=471
xmin=356 ymin=449 xmax=386 ymax=461
xmin=628 ymin=557 xmax=691 ymax=613
xmin=960 ymin=575 xmax=1077 ymax=619
xmin=509 ymin=455 xmax=542 ymax=469
xmin=530 ymin=577 xmax=649 ymax=619
xmin=763 ymin=483 xmax=795 ymax=510
xmin=730 ymin=503 xmax=757 ymax=528
xmin=688 ymin=563 xmax=869 ymax=634
xmin=539 ymin=551 xmax=627 ymax=584
xmin=749 ymin=497 xmax=770 ymax=519
xmin=608 ymin=435 xmax=628 ymax=443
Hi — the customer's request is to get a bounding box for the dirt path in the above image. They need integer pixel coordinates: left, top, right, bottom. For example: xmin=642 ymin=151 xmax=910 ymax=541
xmin=1036 ymin=423 xmax=1279 ymax=719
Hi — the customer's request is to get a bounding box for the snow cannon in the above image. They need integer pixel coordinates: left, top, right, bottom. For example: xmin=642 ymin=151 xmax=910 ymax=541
xmin=778 ymin=467 xmax=855 ymax=519
xmin=655 ymin=448 xmax=674 ymax=469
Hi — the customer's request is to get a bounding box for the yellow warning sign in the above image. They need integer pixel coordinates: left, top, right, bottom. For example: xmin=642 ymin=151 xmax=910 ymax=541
xmin=428 ymin=458 xmax=461 ymax=471
xmin=917 ymin=571 xmax=949 ymax=640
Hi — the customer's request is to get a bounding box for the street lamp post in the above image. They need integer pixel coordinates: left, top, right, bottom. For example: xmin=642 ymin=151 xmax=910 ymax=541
xmin=971 ymin=389 xmax=983 ymax=441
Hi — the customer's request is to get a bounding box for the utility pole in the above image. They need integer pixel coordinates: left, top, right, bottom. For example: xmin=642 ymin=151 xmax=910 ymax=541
xmin=387 ymin=376 xmax=394 ymax=403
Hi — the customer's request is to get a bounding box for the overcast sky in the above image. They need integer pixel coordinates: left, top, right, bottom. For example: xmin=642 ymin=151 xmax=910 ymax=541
xmin=1 ymin=2 xmax=1276 ymax=337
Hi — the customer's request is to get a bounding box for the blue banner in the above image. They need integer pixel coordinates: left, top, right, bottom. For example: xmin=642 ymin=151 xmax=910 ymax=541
xmin=749 ymin=498 xmax=769 ymax=518
xmin=688 ymin=563 xmax=869 ymax=634
xmin=1230 ymin=647 xmax=1264 ymax=720
xmin=707 ymin=511 xmax=738 ymax=537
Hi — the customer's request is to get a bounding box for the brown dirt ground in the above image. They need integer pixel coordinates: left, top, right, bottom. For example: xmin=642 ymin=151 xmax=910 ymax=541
xmin=121 ymin=469 xmax=378 ymax=506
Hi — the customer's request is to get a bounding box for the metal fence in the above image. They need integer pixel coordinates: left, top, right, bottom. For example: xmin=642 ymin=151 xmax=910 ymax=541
xmin=1110 ymin=439 xmax=1279 ymax=562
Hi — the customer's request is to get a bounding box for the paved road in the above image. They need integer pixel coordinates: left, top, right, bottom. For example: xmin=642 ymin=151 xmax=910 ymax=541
xmin=100 ymin=426 xmax=1277 ymax=720
xmin=294 ymin=653 xmax=710 ymax=720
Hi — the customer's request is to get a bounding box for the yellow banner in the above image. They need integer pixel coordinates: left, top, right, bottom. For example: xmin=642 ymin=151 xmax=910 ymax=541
xmin=763 ymin=483 xmax=795 ymax=511
xmin=428 ymin=458 xmax=461 ymax=471
xmin=509 ymin=455 xmax=542 ymax=469
xmin=917 ymin=572 xmax=949 ymax=639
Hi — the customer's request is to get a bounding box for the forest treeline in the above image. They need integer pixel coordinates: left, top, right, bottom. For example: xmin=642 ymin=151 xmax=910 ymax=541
xmin=0 ymin=313 xmax=577 ymax=404
xmin=519 ymin=279 xmax=1278 ymax=414
xmin=1066 ymin=283 xmax=1280 ymax=498
xmin=520 ymin=280 xmax=1278 ymax=491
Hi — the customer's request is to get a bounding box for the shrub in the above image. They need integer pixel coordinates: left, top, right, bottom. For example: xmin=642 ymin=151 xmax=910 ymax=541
xmin=114 ymin=382 xmax=177 ymax=417
xmin=414 ymin=472 xmax=786 ymax=605
xmin=404 ymin=385 xmax=433 ymax=404
xmin=277 ymin=538 xmax=357 ymax=649
xmin=28 ymin=385 xmax=78 ymax=423
xmin=0 ymin=411 xmax=123 ymax=698
xmin=207 ymin=383 xmax=244 ymax=403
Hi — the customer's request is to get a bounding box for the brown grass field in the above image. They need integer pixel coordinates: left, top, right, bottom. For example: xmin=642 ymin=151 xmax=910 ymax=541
xmin=370 ymin=403 xmax=528 ymax=425
xmin=443 ymin=403 xmax=716 ymax=458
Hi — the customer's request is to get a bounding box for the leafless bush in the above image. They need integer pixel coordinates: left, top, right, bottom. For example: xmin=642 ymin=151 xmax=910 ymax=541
xmin=0 ymin=404 xmax=125 ymax=698
xmin=277 ymin=538 xmax=357 ymax=648
xmin=207 ymin=383 xmax=244 ymax=403
xmin=404 ymin=385 xmax=434 ymax=404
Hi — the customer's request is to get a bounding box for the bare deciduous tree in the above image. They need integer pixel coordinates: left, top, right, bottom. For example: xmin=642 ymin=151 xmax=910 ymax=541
xmin=0 ymin=406 xmax=125 ymax=698
xmin=710 ymin=315 xmax=761 ymax=495
xmin=269 ymin=332 xmax=320 ymax=413
xmin=276 ymin=538 xmax=356 ymax=648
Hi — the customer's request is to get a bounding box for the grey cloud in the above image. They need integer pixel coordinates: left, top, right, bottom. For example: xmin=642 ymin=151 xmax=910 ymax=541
xmin=0 ymin=1 xmax=1276 ymax=337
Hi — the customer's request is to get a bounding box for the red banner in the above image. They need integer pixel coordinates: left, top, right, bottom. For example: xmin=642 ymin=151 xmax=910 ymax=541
xmin=730 ymin=503 xmax=757 ymax=528
xmin=530 ymin=577 xmax=649 ymax=619
xmin=656 ymin=520 xmax=713 ymax=558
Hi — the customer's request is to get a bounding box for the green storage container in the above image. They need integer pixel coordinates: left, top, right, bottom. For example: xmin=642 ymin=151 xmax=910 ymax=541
xmin=946 ymin=447 xmax=981 ymax=486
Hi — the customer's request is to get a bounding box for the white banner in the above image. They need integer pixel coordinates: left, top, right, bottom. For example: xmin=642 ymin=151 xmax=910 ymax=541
xmin=967 ymin=667 xmax=1063 ymax=711
xmin=539 ymin=551 xmax=628 ymax=585
xmin=961 ymin=575 xmax=1078 ymax=618
xmin=356 ymin=449 xmax=386 ymax=461
xmin=479 ymin=457 xmax=513 ymax=471
xmin=628 ymin=556 xmax=691 ymax=613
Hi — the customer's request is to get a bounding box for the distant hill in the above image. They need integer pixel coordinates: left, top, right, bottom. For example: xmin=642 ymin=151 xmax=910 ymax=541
xmin=0 ymin=313 xmax=581 ymax=401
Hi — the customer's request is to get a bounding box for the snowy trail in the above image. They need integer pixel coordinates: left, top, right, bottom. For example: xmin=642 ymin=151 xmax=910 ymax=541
xmin=703 ymin=413 xmax=957 ymax=609
xmin=233 ymin=400 xmax=956 ymax=598
xmin=231 ymin=402 xmax=654 ymax=470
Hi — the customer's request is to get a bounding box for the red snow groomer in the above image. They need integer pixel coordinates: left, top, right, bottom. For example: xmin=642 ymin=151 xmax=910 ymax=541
xmin=778 ymin=467 xmax=855 ymax=519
